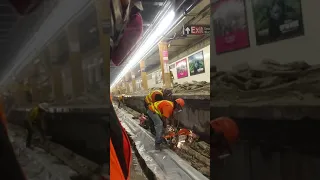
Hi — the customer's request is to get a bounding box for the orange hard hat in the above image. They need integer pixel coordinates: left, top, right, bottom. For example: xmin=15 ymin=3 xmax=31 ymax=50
xmin=175 ymin=98 xmax=185 ymax=108
xmin=211 ymin=117 xmax=239 ymax=145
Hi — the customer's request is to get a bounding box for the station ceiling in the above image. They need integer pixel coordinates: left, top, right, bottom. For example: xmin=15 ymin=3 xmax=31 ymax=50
xmin=110 ymin=0 xmax=167 ymax=83
xmin=110 ymin=0 xmax=210 ymax=83
xmin=0 ymin=0 xmax=19 ymax=62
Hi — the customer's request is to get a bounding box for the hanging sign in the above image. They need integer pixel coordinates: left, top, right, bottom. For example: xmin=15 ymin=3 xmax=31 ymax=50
xmin=184 ymin=25 xmax=210 ymax=35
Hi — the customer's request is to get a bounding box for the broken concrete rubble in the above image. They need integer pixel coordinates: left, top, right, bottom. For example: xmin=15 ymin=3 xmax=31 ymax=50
xmin=212 ymin=60 xmax=320 ymax=104
xmin=126 ymin=80 xmax=210 ymax=96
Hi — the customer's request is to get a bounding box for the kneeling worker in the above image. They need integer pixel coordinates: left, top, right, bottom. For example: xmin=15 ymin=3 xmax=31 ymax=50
xmin=25 ymin=102 xmax=49 ymax=148
xmin=148 ymin=98 xmax=185 ymax=150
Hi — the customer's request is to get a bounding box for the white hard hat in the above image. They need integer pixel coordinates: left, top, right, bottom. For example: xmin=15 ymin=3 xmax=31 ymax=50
xmin=38 ymin=103 xmax=49 ymax=112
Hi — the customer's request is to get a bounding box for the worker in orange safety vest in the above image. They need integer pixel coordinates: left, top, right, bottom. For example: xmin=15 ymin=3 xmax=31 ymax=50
xmin=210 ymin=117 xmax=239 ymax=160
xmin=143 ymin=89 xmax=172 ymax=135
xmin=144 ymin=89 xmax=173 ymax=109
xmin=148 ymin=98 xmax=185 ymax=150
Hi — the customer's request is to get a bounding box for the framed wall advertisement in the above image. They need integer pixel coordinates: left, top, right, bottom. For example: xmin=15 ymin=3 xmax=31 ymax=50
xmin=176 ymin=58 xmax=188 ymax=79
xmin=155 ymin=70 xmax=162 ymax=84
xmin=252 ymin=0 xmax=304 ymax=45
xmin=188 ymin=51 xmax=205 ymax=76
xmin=212 ymin=0 xmax=250 ymax=54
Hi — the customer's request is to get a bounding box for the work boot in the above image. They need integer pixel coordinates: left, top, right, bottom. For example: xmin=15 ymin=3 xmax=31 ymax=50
xmin=155 ymin=143 xmax=161 ymax=151
xmin=160 ymin=143 xmax=169 ymax=149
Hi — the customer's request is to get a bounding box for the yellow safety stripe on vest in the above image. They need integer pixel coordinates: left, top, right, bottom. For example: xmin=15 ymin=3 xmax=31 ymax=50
xmin=153 ymin=100 xmax=173 ymax=117
xmin=149 ymin=90 xmax=163 ymax=102
xmin=145 ymin=94 xmax=151 ymax=104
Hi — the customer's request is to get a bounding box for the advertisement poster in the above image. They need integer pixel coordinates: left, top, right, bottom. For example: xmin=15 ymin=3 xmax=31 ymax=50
xmin=212 ymin=0 xmax=250 ymax=54
xmin=188 ymin=51 xmax=205 ymax=76
xmin=163 ymin=50 xmax=169 ymax=73
xmin=176 ymin=58 xmax=188 ymax=79
xmin=252 ymin=0 xmax=304 ymax=45
xmin=155 ymin=70 xmax=162 ymax=84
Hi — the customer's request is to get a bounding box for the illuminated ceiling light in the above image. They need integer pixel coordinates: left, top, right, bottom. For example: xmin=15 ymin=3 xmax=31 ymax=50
xmin=111 ymin=10 xmax=176 ymax=88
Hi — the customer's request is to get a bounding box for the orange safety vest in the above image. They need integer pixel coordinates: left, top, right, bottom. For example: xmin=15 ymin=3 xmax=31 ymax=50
xmin=110 ymin=140 xmax=127 ymax=180
xmin=144 ymin=90 xmax=163 ymax=105
xmin=149 ymin=100 xmax=174 ymax=117
xmin=110 ymin=107 xmax=132 ymax=180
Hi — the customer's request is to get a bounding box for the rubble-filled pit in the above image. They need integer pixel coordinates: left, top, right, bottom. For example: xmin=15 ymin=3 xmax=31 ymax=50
xmin=117 ymin=105 xmax=210 ymax=178
xmin=211 ymin=60 xmax=320 ymax=119
xmin=212 ymin=60 xmax=320 ymax=104
xmin=127 ymin=81 xmax=210 ymax=96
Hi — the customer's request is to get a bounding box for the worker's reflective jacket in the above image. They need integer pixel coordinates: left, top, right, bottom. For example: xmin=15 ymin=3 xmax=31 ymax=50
xmin=27 ymin=106 xmax=39 ymax=124
xmin=144 ymin=90 xmax=163 ymax=105
xmin=110 ymin=105 xmax=132 ymax=180
xmin=149 ymin=100 xmax=174 ymax=118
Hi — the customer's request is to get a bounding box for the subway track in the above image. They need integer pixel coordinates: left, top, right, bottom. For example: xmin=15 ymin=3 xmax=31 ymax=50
xmin=115 ymin=105 xmax=209 ymax=180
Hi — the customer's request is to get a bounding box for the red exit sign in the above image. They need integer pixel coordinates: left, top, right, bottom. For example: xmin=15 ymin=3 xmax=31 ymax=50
xmin=184 ymin=25 xmax=210 ymax=35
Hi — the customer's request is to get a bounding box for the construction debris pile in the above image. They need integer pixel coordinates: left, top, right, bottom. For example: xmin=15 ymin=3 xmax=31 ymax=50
xmin=172 ymin=81 xmax=210 ymax=94
xmin=65 ymin=93 xmax=105 ymax=105
xmin=176 ymin=140 xmax=210 ymax=178
xmin=50 ymin=85 xmax=108 ymax=105
xmin=128 ymin=81 xmax=210 ymax=96
xmin=212 ymin=59 xmax=319 ymax=103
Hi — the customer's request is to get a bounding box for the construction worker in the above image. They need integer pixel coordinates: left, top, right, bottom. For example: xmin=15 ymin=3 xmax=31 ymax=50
xmin=144 ymin=88 xmax=173 ymax=109
xmin=148 ymin=98 xmax=185 ymax=150
xmin=0 ymin=109 xmax=27 ymax=180
xmin=144 ymin=89 xmax=163 ymax=110
xmin=24 ymin=102 xmax=49 ymax=148
xmin=143 ymin=89 xmax=172 ymax=134
xmin=211 ymin=117 xmax=239 ymax=160
xmin=118 ymin=94 xmax=125 ymax=108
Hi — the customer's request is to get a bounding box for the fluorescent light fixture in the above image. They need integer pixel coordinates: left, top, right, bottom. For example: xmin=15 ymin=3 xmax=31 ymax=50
xmin=110 ymin=10 xmax=176 ymax=89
